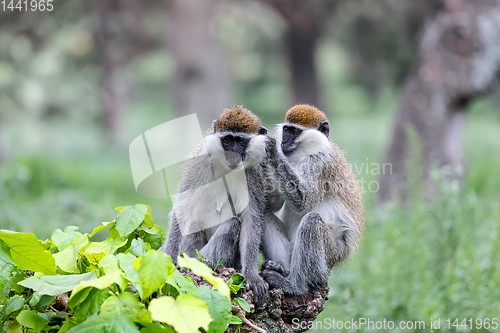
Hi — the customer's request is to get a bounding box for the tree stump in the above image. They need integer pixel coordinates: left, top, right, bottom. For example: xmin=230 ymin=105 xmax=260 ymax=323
xmin=181 ymin=267 xmax=330 ymax=333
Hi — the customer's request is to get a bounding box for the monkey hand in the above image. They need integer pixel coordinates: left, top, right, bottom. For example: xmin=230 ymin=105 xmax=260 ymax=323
xmin=245 ymin=274 xmax=268 ymax=307
xmin=261 ymin=260 xmax=289 ymax=276
xmin=260 ymin=268 xmax=294 ymax=294
xmin=264 ymin=136 xmax=279 ymax=167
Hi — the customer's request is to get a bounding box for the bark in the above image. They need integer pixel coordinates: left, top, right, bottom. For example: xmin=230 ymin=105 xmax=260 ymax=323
xmin=93 ymin=0 xmax=146 ymax=141
xmin=378 ymin=0 xmax=500 ymax=203
xmin=182 ymin=267 xmax=329 ymax=333
xmin=167 ymin=0 xmax=229 ymax=130
xmin=264 ymin=0 xmax=336 ymax=107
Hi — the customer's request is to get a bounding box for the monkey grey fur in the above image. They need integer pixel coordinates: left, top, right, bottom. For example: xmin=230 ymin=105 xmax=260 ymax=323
xmin=159 ymin=106 xmax=280 ymax=306
xmin=261 ymin=104 xmax=364 ymax=296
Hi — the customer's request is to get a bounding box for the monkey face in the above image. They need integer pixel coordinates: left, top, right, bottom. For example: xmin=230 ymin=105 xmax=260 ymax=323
xmin=281 ymin=125 xmax=303 ymax=156
xmin=220 ymin=134 xmax=250 ymax=169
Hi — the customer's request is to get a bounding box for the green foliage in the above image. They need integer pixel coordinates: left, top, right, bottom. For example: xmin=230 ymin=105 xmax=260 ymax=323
xmin=0 ymin=205 xmax=248 ymax=332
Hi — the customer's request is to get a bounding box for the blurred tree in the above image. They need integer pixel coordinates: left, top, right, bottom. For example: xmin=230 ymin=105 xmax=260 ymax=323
xmin=92 ymin=0 xmax=150 ymax=141
xmin=334 ymin=0 xmax=443 ymax=97
xmin=263 ymin=0 xmax=338 ymax=108
xmin=378 ymin=0 xmax=500 ymax=203
xmin=167 ymin=0 xmax=229 ymax=130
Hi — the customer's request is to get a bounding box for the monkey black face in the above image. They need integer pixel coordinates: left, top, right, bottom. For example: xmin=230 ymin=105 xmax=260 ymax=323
xmin=220 ymin=134 xmax=250 ymax=169
xmin=281 ymin=121 xmax=329 ymax=156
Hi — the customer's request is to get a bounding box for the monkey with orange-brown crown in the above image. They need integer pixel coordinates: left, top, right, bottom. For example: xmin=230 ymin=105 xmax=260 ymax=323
xmin=261 ymin=104 xmax=364 ymax=296
xmin=160 ymin=106 xmax=283 ymax=306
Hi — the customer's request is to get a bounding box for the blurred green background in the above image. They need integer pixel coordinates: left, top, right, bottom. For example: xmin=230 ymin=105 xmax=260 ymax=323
xmin=1 ymin=1 xmax=499 ymax=332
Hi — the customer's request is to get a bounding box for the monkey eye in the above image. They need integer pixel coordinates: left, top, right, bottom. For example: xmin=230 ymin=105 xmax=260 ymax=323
xmin=236 ymin=137 xmax=245 ymax=144
xmin=222 ymin=136 xmax=232 ymax=145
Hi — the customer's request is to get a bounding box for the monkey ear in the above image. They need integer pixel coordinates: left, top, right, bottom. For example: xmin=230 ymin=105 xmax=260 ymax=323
xmin=212 ymin=120 xmax=217 ymax=134
xmin=258 ymin=126 xmax=268 ymax=135
xmin=318 ymin=121 xmax=330 ymax=138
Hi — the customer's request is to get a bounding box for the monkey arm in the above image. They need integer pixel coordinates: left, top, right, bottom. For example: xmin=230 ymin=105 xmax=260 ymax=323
xmin=266 ymin=139 xmax=314 ymax=212
xmin=239 ymin=208 xmax=268 ymax=306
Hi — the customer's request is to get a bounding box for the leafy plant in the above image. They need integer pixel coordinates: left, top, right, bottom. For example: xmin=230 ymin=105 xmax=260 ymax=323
xmin=0 ymin=204 xmax=248 ymax=332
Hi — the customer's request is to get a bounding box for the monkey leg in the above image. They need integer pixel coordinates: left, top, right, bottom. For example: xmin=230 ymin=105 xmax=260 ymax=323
xmin=158 ymin=212 xmax=187 ymax=265
xmin=261 ymin=211 xmax=335 ymax=296
xmin=199 ymin=216 xmax=242 ymax=270
xmin=261 ymin=212 xmax=290 ymax=275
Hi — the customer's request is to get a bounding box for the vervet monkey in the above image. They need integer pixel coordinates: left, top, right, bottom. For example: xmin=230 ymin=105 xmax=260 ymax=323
xmin=261 ymin=104 xmax=364 ymax=296
xmin=159 ymin=106 xmax=278 ymax=305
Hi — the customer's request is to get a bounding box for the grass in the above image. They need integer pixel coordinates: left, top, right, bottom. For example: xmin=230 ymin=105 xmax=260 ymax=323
xmin=0 ymin=93 xmax=498 ymax=332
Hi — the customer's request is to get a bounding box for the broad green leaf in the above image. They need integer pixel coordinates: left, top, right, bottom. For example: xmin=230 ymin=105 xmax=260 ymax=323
xmin=116 ymin=253 xmax=143 ymax=296
xmin=100 ymin=291 xmax=151 ymax=323
xmin=18 ymin=271 xmax=97 ymax=296
xmin=89 ymin=222 xmax=115 ymax=238
xmin=136 ymin=251 xmax=174 ymax=299
xmin=85 ymin=237 xmax=127 ymax=255
xmin=234 ymin=297 xmax=251 ymax=313
xmin=16 ymin=310 xmax=48 ymax=333
xmin=140 ymin=323 xmax=175 ymax=333
xmin=0 ymin=241 xmax=16 ymax=289
xmin=178 ymin=254 xmax=230 ymax=299
xmin=51 ymin=226 xmax=82 ymax=251
xmin=29 ymin=293 xmax=54 ymax=311
xmin=167 ymin=269 xmax=198 ymax=297
xmin=4 ymin=295 xmax=25 ymax=319
xmin=115 ymin=204 xmax=148 ymax=238
xmin=149 ymin=294 xmax=212 ymax=333
xmin=228 ymin=273 xmax=246 ymax=294
xmin=143 ymin=213 xmax=154 ymax=228
xmin=82 ymin=252 xmax=107 ymax=265
xmin=198 ymin=286 xmax=232 ymax=333
xmin=0 ymin=231 xmax=57 ymax=275
xmin=229 ymin=315 xmax=243 ymax=324
xmin=54 ymin=234 xmax=89 ymax=273
xmin=69 ymin=271 xmax=126 ymax=307
xmin=67 ymin=313 xmax=139 ymax=333
xmin=130 ymin=239 xmax=148 ymax=257
xmin=71 ymin=288 xmax=109 ymax=323
xmin=98 ymin=255 xmax=120 ymax=274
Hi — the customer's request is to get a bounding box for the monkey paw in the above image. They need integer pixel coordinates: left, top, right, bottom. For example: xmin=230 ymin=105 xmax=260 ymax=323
xmin=260 ymin=268 xmax=290 ymax=291
xmin=261 ymin=260 xmax=289 ymax=276
xmin=245 ymin=275 xmax=268 ymax=307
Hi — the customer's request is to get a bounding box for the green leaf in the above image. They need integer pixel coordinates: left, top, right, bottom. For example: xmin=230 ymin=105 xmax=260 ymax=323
xmin=69 ymin=271 xmax=126 ymax=308
xmin=29 ymin=293 xmax=54 ymax=311
xmin=178 ymin=254 xmax=230 ymax=299
xmin=116 ymin=253 xmax=143 ymax=296
xmin=115 ymin=204 xmax=148 ymax=238
xmin=229 ymin=315 xmax=243 ymax=324
xmin=67 ymin=313 xmax=139 ymax=333
xmin=54 ymin=234 xmax=89 ymax=273
xmin=130 ymin=239 xmax=148 ymax=257
xmin=98 ymin=255 xmax=120 ymax=275
xmin=0 ymin=231 xmax=57 ymax=275
xmin=149 ymin=294 xmax=212 ymax=333
xmin=143 ymin=213 xmax=154 ymax=228
xmin=18 ymin=271 xmax=97 ymax=296
xmin=167 ymin=269 xmax=198 ymax=297
xmin=82 ymin=252 xmax=107 ymax=266
xmin=89 ymin=222 xmax=115 ymax=238
xmin=3 ymin=295 xmax=25 ymax=319
xmin=198 ymin=286 xmax=232 ymax=333
xmin=51 ymin=226 xmax=82 ymax=251
xmin=136 ymin=251 xmax=174 ymax=299
xmin=139 ymin=323 xmax=175 ymax=333
xmin=0 ymin=241 xmax=16 ymax=289
xmin=234 ymin=297 xmax=250 ymax=313
xmin=71 ymin=288 xmax=109 ymax=323
xmin=85 ymin=237 xmax=127 ymax=255
xmin=100 ymin=291 xmax=152 ymax=323
xmin=16 ymin=310 xmax=49 ymax=333
xmin=227 ymin=273 xmax=245 ymax=294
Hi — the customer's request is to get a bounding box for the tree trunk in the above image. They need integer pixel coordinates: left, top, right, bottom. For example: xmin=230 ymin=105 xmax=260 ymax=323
xmin=378 ymin=0 xmax=500 ymax=203
xmin=264 ymin=0 xmax=325 ymax=107
xmin=167 ymin=0 xmax=229 ymax=130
